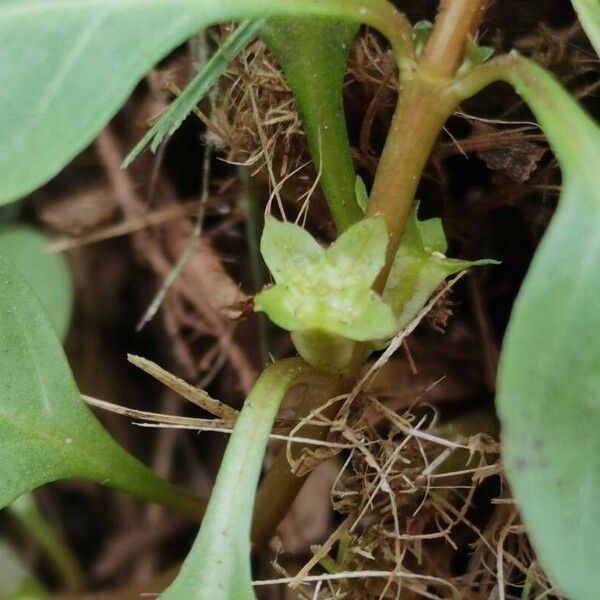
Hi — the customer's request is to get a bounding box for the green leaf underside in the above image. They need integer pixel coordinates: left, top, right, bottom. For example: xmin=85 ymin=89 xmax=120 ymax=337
xmin=262 ymin=19 xmax=363 ymax=231
xmin=572 ymin=0 xmax=600 ymax=56
xmin=161 ymin=358 xmax=321 ymax=600
xmin=255 ymin=216 xmax=395 ymax=342
xmin=495 ymin=55 xmax=600 ymax=599
xmin=0 ymin=0 xmax=400 ymax=206
xmin=124 ymin=19 xmax=264 ymax=167
xmin=0 ymin=254 xmax=199 ymax=513
xmin=0 ymin=225 xmax=73 ymax=340
xmin=383 ymin=209 xmax=495 ymax=331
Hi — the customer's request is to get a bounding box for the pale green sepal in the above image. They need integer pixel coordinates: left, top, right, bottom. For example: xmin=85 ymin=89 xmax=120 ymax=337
xmin=416 ymin=216 xmax=447 ymax=254
xmin=255 ymin=278 xmax=395 ymax=342
xmin=383 ymin=209 xmax=496 ymax=331
xmin=254 ymin=285 xmax=304 ymax=332
xmin=324 ymin=214 xmax=388 ymax=285
xmin=260 ymin=217 xmax=323 ymax=282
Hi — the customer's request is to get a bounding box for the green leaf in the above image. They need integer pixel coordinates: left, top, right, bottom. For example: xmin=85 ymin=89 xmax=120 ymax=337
xmin=0 ymin=0 xmax=406 ymax=206
xmin=572 ymin=0 xmax=600 ymax=56
xmin=383 ymin=209 xmax=495 ymax=331
xmin=0 ymin=225 xmax=73 ymax=340
xmin=124 ymin=19 xmax=265 ymax=167
xmin=255 ymin=217 xmax=395 ymax=348
xmin=0 ymin=254 xmax=203 ymax=516
xmin=161 ymin=358 xmax=323 ymax=600
xmin=261 ymin=19 xmax=363 ymax=231
xmin=495 ymin=55 xmax=600 ymax=599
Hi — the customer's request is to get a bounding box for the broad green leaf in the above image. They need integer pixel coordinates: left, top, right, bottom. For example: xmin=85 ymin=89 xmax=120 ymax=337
xmin=124 ymin=19 xmax=265 ymax=167
xmin=0 ymin=225 xmax=72 ymax=340
xmin=383 ymin=209 xmax=495 ymax=331
xmin=0 ymin=254 xmax=203 ymax=516
xmin=0 ymin=0 xmax=407 ymax=206
xmin=572 ymin=0 xmax=600 ymax=56
xmin=255 ymin=217 xmax=395 ymax=353
xmin=161 ymin=358 xmax=322 ymax=600
xmin=495 ymin=55 xmax=600 ymax=599
xmin=262 ymin=19 xmax=363 ymax=231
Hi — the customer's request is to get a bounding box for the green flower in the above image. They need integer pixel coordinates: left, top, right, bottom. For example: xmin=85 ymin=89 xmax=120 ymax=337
xmin=255 ymin=211 xmax=496 ymax=372
xmin=255 ymin=216 xmax=396 ymax=372
xmin=256 ymin=215 xmax=396 ymax=343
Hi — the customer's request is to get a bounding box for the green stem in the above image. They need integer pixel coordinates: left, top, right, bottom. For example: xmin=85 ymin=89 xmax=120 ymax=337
xmin=9 ymin=495 xmax=85 ymax=592
xmin=251 ymin=374 xmax=347 ymax=546
xmin=451 ymin=52 xmax=600 ymax=165
xmin=240 ymin=166 xmax=271 ymax=366
xmin=366 ymin=78 xmax=457 ymax=288
xmin=157 ymin=0 xmax=415 ymax=77
xmin=262 ymin=19 xmax=364 ymax=232
xmin=161 ymin=358 xmax=333 ymax=598
xmin=367 ymin=0 xmax=490 ymax=291
xmin=252 ymin=0 xmax=492 ymax=545
xmin=420 ymin=0 xmax=490 ymax=79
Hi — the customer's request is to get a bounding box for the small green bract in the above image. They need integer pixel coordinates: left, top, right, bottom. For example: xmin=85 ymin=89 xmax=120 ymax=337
xmin=383 ymin=208 xmax=497 ymax=332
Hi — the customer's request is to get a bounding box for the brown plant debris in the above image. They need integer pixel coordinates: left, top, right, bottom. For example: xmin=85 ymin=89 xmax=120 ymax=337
xmin=209 ymin=35 xmax=308 ymax=182
xmin=276 ymin=397 xmax=559 ymax=600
